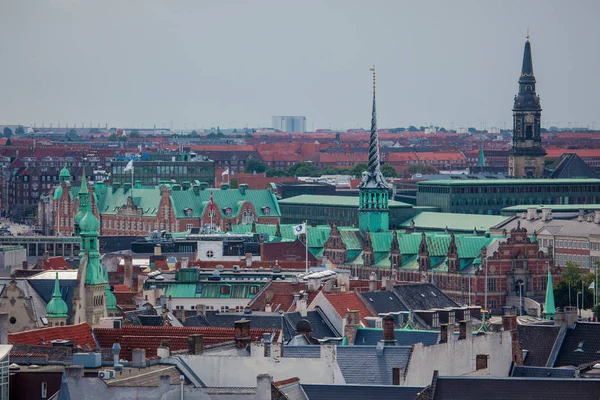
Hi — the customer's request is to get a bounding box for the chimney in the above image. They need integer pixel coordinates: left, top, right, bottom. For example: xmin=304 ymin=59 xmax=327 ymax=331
xmin=381 ymin=276 xmax=388 ymax=290
xmin=385 ymin=276 xmax=394 ymax=292
xmin=541 ymin=207 xmax=552 ymax=221
xmin=234 ymin=319 xmax=251 ymax=349
xmin=43 ymin=251 xmax=50 ymax=262
xmin=307 ymin=277 xmax=320 ymax=292
xmin=131 ymin=349 xmax=147 ymax=368
xmin=526 ymin=207 xmax=537 ymax=221
xmin=271 ymin=342 xmax=283 ymax=358
xmin=595 ymin=210 xmax=600 ymax=224
xmin=188 ymin=334 xmax=204 ymax=355
xmin=64 ymin=365 xmax=84 ymax=380
xmin=369 ymin=271 xmax=377 ymax=292
xmin=439 ymin=323 xmax=450 ymax=344
xmin=382 ymin=315 xmax=396 ymax=344
xmin=255 ymin=374 xmax=273 ymax=400
xmin=196 ymin=304 xmax=207 ymax=317
xmin=344 ymin=310 xmax=360 ymax=345
xmin=167 ymin=295 xmax=173 ymax=312
xmin=22 ymin=260 xmax=28 ymax=270
xmin=458 ymin=320 xmax=471 ymax=340
xmin=154 ymin=245 xmax=162 ymax=256
xmin=502 ymin=314 xmax=523 ymax=365
xmin=159 ymin=375 xmax=170 ymax=389
xmin=181 ymin=257 xmax=189 ymax=269
xmin=123 ymin=255 xmax=133 ymax=290
xmin=112 ymin=343 xmax=121 ymax=367
xmin=157 ymin=346 xmax=170 ymax=359
xmin=336 ymin=271 xmax=350 ymax=292
xmin=297 ymin=299 xmax=307 ymax=317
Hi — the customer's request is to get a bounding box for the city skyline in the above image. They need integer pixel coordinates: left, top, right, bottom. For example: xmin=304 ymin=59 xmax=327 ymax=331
xmin=0 ymin=0 xmax=599 ymax=130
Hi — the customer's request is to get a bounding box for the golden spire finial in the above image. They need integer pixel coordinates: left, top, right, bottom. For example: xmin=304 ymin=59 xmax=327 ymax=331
xmin=526 ymin=28 xmax=530 ymax=41
xmin=370 ymin=65 xmax=376 ymax=95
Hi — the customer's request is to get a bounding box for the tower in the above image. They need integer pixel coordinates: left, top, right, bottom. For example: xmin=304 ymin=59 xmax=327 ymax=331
xmin=73 ymin=194 xmax=109 ymax=326
xmin=418 ymin=232 xmax=430 ymax=272
xmin=389 ymin=230 xmax=402 ymax=270
xmin=73 ymin=171 xmax=89 ymax=236
xmin=358 ymin=67 xmax=390 ymax=232
xmin=45 ymin=273 xmax=68 ymax=327
xmin=508 ymin=35 xmax=546 ymax=178
xmin=447 ymin=233 xmax=459 ymax=273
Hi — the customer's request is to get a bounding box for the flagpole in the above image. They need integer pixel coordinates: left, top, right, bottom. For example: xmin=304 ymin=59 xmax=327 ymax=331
xmin=305 ymin=220 xmax=308 ymax=273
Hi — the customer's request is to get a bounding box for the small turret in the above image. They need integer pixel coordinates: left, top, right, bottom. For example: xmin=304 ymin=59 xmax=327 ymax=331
xmin=46 ymin=273 xmax=68 ymax=327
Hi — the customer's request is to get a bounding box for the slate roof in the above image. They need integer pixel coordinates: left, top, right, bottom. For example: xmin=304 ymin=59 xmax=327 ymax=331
xmin=284 ymin=309 xmax=340 ymax=339
xmin=301 ymin=383 xmax=423 ymax=400
xmin=353 ymin=327 xmax=439 ymax=347
xmin=336 ymin=346 xmax=412 ymax=385
xmin=518 ymin=324 xmax=562 ymax=367
xmin=548 ymin=153 xmax=599 ymax=179
xmin=511 ymin=366 xmax=576 ymax=378
xmin=431 ymin=376 xmax=600 ymax=400
xmin=8 ymin=323 xmax=97 ymax=348
xmin=554 ymin=323 xmax=600 ymax=367
xmin=360 ymin=291 xmax=408 ymax=314
xmin=392 ymin=283 xmax=458 ymax=311
xmin=186 ymin=311 xmax=285 ymax=331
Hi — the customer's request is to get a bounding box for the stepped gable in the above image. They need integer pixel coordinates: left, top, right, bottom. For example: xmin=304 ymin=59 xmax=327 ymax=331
xmin=94 ymin=325 xmax=281 ymax=360
xmin=8 ymin=323 xmax=96 ymax=348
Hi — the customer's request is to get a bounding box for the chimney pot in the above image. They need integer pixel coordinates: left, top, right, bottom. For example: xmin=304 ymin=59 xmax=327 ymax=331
xmin=382 ymin=315 xmax=396 ymax=343
xmin=439 ymin=323 xmax=450 ymax=344
xmin=234 ymin=319 xmax=251 ymax=348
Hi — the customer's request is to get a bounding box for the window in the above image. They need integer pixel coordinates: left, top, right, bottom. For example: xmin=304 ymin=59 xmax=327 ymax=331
xmin=186 ymin=224 xmax=193 ymax=230
xmin=41 ymin=382 xmax=48 ymax=398
xmin=487 ymin=278 xmax=497 ymax=292
xmin=220 ymin=285 xmax=231 ymax=296
xmin=432 ymin=313 xmax=439 ymax=327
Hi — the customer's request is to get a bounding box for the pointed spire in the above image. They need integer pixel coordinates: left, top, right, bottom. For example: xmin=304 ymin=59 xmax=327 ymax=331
xmin=52 ymin=272 xmax=61 ymax=298
xmin=544 ymin=267 xmax=556 ymax=319
xmin=519 ymin=35 xmax=536 ymax=89
xmin=359 ymin=67 xmax=388 ymax=190
xmin=46 ymin=272 xmax=68 ymax=319
xmin=79 ymin=170 xmax=88 ymax=194
xmin=478 ymin=145 xmax=486 ymax=167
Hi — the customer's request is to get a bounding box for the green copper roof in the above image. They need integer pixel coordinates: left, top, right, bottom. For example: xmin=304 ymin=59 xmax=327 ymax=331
xmin=502 ymin=204 xmax=600 ymax=212
xmin=279 ymin=195 xmax=411 ymax=208
xmin=399 ymin=212 xmax=507 ymax=232
xmin=478 ymin=145 xmax=486 ymax=167
xmin=105 ymin=285 xmax=117 ymax=310
xmin=80 ymin=207 xmax=100 ymax=233
xmin=53 ymin=185 xmax=63 ymax=200
xmin=59 ymin=165 xmax=71 ymax=179
xmin=419 ymin=178 xmax=600 ymax=186
xmin=46 ymin=273 xmax=68 ymax=318
xmin=544 ymin=268 xmax=556 ymax=318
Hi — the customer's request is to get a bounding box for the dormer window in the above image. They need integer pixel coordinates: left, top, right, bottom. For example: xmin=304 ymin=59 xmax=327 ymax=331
xmin=575 ymin=341 xmax=585 ymax=352
xmin=185 ymin=208 xmax=193 ymax=217
xmin=223 ymin=207 xmax=232 ymax=217
xmin=262 ymin=206 xmax=270 ymax=215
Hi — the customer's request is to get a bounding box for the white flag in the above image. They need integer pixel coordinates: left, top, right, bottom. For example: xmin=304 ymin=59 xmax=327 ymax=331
xmin=221 ymin=168 xmax=229 ymax=177
xmin=123 ymin=160 xmax=134 ymax=172
xmin=293 ymin=223 xmax=306 ymax=235
xmin=590 ymin=281 xmax=595 ymax=290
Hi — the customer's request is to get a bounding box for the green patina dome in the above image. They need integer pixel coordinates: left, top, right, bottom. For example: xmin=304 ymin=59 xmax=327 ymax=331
xmin=74 ymin=210 xmax=86 ymax=226
xmin=105 ymin=285 xmax=117 ymax=310
xmin=79 ymin=209 xmax=100 ymax=233
xmin=46 ymin=273 xmax=68 ymax=318
xmin=59 ymin=165 xmax=71 ymax=179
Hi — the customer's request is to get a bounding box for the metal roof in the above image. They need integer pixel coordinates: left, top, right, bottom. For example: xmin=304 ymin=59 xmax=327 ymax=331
xmin=399 ymin=211 xmax=507 ymax=232
xmin=279 ymin=194 xmax=412 ymax=208
xmin=419 ymin=178 xmax=600 ymax=186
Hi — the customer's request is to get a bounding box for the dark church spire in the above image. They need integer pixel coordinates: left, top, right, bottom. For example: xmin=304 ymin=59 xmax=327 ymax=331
xmin=518 ymin=34 xmax=536 ymax=91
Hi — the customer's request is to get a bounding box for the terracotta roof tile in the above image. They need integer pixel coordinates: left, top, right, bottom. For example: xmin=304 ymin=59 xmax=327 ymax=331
xmin=323 ymin=292 xmax=376 ymax=325
xmin=8 ymin=323 xmax=96 ymax=348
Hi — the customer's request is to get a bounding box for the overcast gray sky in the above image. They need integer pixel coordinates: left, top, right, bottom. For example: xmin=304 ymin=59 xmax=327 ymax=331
xmin=0 ymin=0 xmax=598 ymax=131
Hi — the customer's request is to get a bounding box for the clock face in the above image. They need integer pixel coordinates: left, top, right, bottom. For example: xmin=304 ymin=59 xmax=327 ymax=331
xmin=525 ymin=114 xmax=534 ymax=123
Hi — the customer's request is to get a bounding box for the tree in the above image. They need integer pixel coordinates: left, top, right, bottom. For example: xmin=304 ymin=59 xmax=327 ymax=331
xmin=407 ymin=125 xmax=418 ymax=132
xmin=287 ymin=162 xmax=319 ymax=177
xmin=5 ymin=138 xmax=13 ymax=146
xmin=439 ymin=127 xmax=447 ymax=132
xmin=380 ymin=163 xmax=397 ymax=177
xmin=407 ymin=164 xmax=438 ymax=174
xmin=266 ymin=169 xmax=289 ymax=177
xmin=468 ymin=127 xmax=477 ymax=133
xmin=544 ymin=157 xmax=554 ymax=166
xmin=129 ymin=130 xmax=140 ymax=138
xmin=350 ymin=163 xmax=368 ymax=178
xmin=554 ymin=262 xmax=594 ymax=309
xmin=3 ymin=127 xmax=12 ymax=138
xmin=107 ymin=133 xmax=119 ymax=141
xmin=15 ymin=126 xmax=25 ymax=135
xmin=245 ymin=159 xmax=267 ymax=173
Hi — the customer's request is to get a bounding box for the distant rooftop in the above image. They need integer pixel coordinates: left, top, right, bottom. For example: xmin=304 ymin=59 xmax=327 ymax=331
xmin=399 ymin=211 xmax=507 ymax=232
xmin=279 ymin=195 xmax=412 ymax=208
xmin=419 ymin=178 xmax=600 ymax=186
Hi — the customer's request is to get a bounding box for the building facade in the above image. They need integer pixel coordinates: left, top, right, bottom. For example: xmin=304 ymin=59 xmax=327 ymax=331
xmin=271 ymin=116 xmax=306 ymax=133
xmin=110 ymin=153 xmax=215 ymax=187
xmin=416 ymin=178 xmax=600 ymax=214
xmin=508 ymin=37 xmax=546 ymax=178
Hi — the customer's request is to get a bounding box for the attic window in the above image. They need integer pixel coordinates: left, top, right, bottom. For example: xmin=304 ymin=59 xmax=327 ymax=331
xmin=575 ymin=341 xmax=585 ymax=352
xmin=185 ymin=208 xmax=193 ymax=217
xmin=262 ymin=206 xmax=271 ymax=215
xmin=223 ymin=207 xmax=232 ymax=217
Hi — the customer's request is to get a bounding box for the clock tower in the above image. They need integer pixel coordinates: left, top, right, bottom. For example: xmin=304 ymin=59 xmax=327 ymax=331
xmin=508 ymin=36 xmax=546 ymax=178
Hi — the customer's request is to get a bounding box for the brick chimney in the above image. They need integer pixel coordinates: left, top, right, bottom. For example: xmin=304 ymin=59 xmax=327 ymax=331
xmin=458 ymin=320 xmax=471 ymax=340
xmin=188 ymin=334 xmax=204 ymax=355
xmin=381 ymin=315 xmax=397 ymax=345
xmin=502 ymin=314 xmax=523 ymax=365
xmin=344 ymin=310 xmax=360 ymax=345
xmin=439 ymin=323 xmax=450 ymax=344
xmin=369 ymin=272 xmax=377 ymax=292
xmin=234 ymin=319 xmax=251 ymax=349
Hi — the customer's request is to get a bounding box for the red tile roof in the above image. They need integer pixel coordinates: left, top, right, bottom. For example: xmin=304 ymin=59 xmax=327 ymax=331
xmin=42 ymin=256 xmax=71 ymax=270
xmin=94 ymin=326 xmax=280 ymax=360
xmin=8 ymin=323 xmax=96 ymax=348
xmin=249 ymin=281 xmax=319 ymax=312
xmin=323 ymin=291 xmax=376 ymax=325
